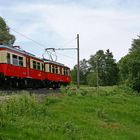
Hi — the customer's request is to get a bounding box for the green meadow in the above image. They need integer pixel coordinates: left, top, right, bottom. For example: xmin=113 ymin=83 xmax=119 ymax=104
xmin=0 ymin=86 xmax=140 ymax=140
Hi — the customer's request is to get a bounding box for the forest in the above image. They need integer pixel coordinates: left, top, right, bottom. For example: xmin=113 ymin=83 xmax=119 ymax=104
xmin=71 ymin=36 xmax=140 ymax=92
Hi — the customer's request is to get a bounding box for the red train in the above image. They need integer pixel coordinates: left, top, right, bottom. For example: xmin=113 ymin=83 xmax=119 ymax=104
xmin=0 ymin=45 xmax=71 ymax=89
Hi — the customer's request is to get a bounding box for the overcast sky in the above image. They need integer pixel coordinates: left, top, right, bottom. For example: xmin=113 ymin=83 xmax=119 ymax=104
xmin=0 ymin=0 xmax=140 ymax=68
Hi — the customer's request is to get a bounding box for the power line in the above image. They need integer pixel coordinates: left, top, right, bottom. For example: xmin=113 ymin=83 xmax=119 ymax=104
xmin=10 ymin=27 xmax=76 ymax=60
xmin=11 ymin=27 xmax=76 ymax=51
xmin=10 ymin=28 xmax=48 ymax=48
xmin=10 ymin=28 xmax=49 ymax=56
xmin=56 ymin=48 xmax=77 ymax=50
xmin=56 ymin=52 xmax=75 ymax=60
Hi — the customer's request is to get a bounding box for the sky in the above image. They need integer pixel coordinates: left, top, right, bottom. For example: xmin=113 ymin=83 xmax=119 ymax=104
xmin=0 ymin=0 xmax=140 ymax=68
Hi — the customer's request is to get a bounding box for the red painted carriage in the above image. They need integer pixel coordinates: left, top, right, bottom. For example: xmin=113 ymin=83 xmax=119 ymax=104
xmin=0 ymin=45 xmax=71 ymax=89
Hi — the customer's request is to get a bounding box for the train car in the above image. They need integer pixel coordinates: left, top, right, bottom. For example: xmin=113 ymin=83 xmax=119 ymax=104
xmin=0 ymin=45 xmax=71 ymax=89
xmin=43 ymin=59 xmax=71 ymax=88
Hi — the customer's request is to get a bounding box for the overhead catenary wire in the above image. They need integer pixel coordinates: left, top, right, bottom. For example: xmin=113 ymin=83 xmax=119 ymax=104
xmin=10 ymin=27 xmax=76 ymax=60
xmin=11 ymin=27 xmax=76 ymax=50
xmin=56 ymin=52 xmax=76 ymax=60
xmin=10 ymin=27 xmax=48 ymax=56
xmin=10 ymin=28 xmax=48 ymax=48
xmin=11 ymin=28 xmax=80 ymax=88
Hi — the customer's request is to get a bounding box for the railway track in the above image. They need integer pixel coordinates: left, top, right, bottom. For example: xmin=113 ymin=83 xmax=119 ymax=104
xmin=0 ymin=88 xmax=61 ymax=95
xmin=0 ymin=88 xmax=63 ymax=103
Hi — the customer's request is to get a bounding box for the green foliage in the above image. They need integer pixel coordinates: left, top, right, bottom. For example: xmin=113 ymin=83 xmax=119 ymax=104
xmin=60 ymin=86 xmax=87 ymax=96
xmin=71 ymin=50 xmax=119 ymax=87
xmin=129 ymin=35 xmax=140 ymax=53
xmin=89 ymin=49 xmax=119 ymax=86
xmin=70 ymin=67 xmax=77 ymax=84
xmin=118 ymin=55 xmax=130 ymax=83
xmin=0 ymin=16 xmax=15 ymax=45
xmin=0 ymin=86 xmax=140 ymax=139
xmin=0 ymin=93 xmax=48 ymax=119
xmin=119 ymin=36 xmax=140 ymax=92
xmin=86 ymin=72 xmax=97 ymax=86
xmin=71 ymin=59 xmax=89 ymax=85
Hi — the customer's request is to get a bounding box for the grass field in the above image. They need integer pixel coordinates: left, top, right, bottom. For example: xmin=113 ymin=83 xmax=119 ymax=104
xmin=0 ymin=86 xmax=140 ymax=140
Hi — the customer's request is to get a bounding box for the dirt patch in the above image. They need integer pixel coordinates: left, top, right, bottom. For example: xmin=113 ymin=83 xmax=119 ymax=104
xmin=101 ymin=122 xmax=122 ymax=130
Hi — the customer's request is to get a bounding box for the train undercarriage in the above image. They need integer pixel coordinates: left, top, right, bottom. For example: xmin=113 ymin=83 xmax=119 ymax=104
xmin=0 ymin=73 xmax=67 ymax=90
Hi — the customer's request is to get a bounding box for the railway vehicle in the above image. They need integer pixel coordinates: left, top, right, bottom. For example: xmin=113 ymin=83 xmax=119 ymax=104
xmin=0 ymin=45 xmax=71 ymax=89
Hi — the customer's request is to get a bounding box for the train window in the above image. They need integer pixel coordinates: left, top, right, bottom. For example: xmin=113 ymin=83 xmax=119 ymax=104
xmin=60 ymin=67 xmax=62 ymax=74
xmin=7 ymin=53 xmax=10 ymax=64
xmin=33 ymin=61 xmax=36 ymax=69
xmin=52 ymin=65 xmax=55 ymax=73
xmin=67 ymin=69 xmax=69 ymax=76
xmin=12 ymin=55 xmax=18 ymax=66
xmin=63 ymin=68 xmax=69 ymax=76
xmin=19 ymin=57 xmax=23 ymax=66
xmin=63 ymin=68 xmax=65 ymax=75
xmin=37 ymin=62 xmax=40 ymax=70
xmin=42 ymin=64 xmax=44 ymax=71
xmin=49 ymin=64 xmax=51 ymax=73
xmin=55 ymin=66 xmax=58 ymax=74
xmin=64 ymin=69 xmax=66 ymax=75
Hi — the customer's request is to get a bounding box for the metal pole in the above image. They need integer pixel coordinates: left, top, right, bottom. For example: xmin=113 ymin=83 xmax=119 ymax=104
xmin=45 ymin=34 xmax=80 ymax=88
xmin=96 ymin=61 xmax=99 ymax=88
xmin=77 ymin=34 xmax=80 ymax=89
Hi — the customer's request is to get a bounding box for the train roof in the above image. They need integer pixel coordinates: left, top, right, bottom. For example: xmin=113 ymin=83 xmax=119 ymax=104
xmin=43 ymin=58 xmax=69 ymax=68
xmin=0 ymin=45 xmax=70 ymax=68
xmin=0 ymin=45 xmax=35 ymax=57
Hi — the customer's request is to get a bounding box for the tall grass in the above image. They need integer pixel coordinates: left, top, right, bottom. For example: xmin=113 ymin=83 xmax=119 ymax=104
xmin=0 ymin=86 xmax=140 ymax=140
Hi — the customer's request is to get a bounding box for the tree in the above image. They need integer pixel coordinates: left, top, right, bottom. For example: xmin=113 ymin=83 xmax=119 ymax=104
xmin=71 ymin=65 xmax=77 ymax=84
xmin=88 ymin=49 xmax=119 ymax=86
xmin=71 ymin=59 xmax=89 ymax=85
xmin=119 ymin=36 xmax=140 ymax=92
xmin=86 ymin=71 xmax=97 ymax=87
xmin=104 ymin=49 xmax=119 ymax=85
xmin=129 ymin=36 xmax=140 ymax=53
xmin=118 ymin=54 xmax=130 ymax=83
xmin=0 ymin=16 xmax=15 ymax=45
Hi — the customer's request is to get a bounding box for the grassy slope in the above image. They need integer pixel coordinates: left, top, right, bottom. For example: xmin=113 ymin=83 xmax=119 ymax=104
xmin=0 ymin=86 xmax=140 ymax=140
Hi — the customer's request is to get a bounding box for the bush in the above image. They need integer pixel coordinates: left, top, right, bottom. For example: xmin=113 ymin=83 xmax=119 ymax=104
xmin=0 ymin=93 xmax=49 ymax=118
xmin=130 ymin=77 xmax=140 ymax=92
xmin=77 ymin=89 xmax=87 ymax=96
